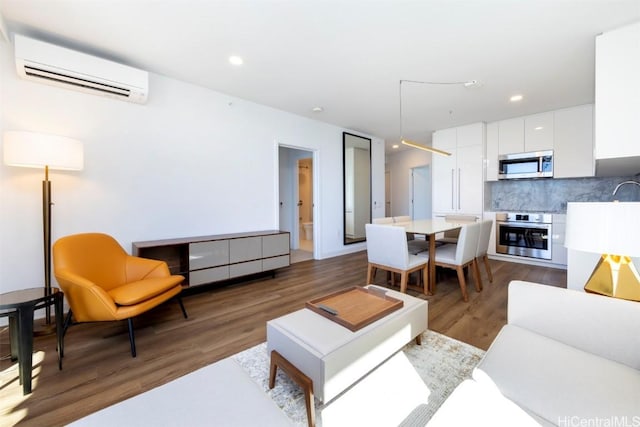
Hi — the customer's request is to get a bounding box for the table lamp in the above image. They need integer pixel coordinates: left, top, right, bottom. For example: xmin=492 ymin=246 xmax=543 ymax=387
xmin=565 ymin=202 xmax=640 ymax=301
xmin=3 ymin=131 xmax=84 ymax=324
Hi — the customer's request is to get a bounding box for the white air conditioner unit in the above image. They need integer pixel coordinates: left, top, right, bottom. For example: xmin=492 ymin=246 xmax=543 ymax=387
xmin=14 ymin=34 xmax=148 ymax=104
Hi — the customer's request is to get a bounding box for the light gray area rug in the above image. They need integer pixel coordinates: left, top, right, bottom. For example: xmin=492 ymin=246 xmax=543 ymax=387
xmin=233 ymin=330 xmax=485 ymax=427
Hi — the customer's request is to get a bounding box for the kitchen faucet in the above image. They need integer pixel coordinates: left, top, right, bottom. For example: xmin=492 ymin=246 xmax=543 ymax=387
xmin=612 ymin=180 xmax=640 ymax=199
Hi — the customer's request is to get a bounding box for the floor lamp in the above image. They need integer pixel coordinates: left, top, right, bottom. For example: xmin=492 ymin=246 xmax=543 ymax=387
xmin=565 ymin=202 xmax=640 ymax=301
xmin=3 ymin=131 xmax=84 ymax=325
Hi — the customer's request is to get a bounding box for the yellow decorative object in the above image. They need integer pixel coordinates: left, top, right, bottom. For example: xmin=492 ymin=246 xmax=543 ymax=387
xmin=584 ymin=255 xmax=640 ymax=301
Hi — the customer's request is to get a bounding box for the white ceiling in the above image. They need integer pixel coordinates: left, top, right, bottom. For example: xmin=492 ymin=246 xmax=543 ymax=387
xmin=1 ymin=0 xmax=639 ymax=153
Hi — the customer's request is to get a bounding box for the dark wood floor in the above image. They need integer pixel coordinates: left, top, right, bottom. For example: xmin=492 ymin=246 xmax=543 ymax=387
xmin=0 ymin=251 xmax=566 ymax=427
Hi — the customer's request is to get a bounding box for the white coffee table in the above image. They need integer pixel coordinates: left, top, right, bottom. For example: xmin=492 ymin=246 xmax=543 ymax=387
xmin=266 ymin=285 xmax=428 ymax=424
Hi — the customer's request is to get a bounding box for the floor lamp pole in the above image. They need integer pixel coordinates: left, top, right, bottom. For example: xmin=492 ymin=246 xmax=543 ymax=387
xmin=43 ymin=165 xmax=52 ymax=324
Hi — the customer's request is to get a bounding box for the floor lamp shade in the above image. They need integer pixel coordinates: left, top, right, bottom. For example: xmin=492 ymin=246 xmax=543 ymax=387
xmin=4 ymin=131 xmax=83 ymax=171
xmin=565 ymin=202 xmax=640 ymax=301
xmin=3 ymin=130 xmax=83 ymax=325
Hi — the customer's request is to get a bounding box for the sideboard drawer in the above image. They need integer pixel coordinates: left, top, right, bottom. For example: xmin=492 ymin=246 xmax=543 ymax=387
xmin=189 ymin=240 xmax=229 ymax=270
xmin=263 ymin=234 xmax=290 ymax=258
xmin=230 ymin=237 xmax=262 ymax=263
xmin=263 ymin=255 xmax=290 ymax=271
xmin=230 ymin=260 xmax=262 ymax=278
xmin=190 ymin=266 xmax=230 ymax=286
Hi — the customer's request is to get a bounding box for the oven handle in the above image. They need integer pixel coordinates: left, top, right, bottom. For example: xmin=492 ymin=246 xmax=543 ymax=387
xmin=496 ymin=221 xmax=552 ymax=230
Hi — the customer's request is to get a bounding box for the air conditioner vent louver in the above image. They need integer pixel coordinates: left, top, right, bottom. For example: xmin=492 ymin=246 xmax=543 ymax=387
xmin=14 ymin=34 xmax=148 ymax=104
xmin=24 ymin=65 xmax=131 ymax=98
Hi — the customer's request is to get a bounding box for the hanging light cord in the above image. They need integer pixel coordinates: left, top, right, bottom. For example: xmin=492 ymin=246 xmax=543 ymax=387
xmin=399 ymin=79 xmax=476 ymax=156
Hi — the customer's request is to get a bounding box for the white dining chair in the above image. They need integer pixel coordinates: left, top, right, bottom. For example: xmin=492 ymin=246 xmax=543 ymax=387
xmin=365 ymin=223 xmax=428 ymax=293
xmin=437 ymin=214 xmax=479 ymax=244
xmin=392 ymin=215 xmax=430 ymax=254
xmin=419 ymin=222 xmax=482 ymax=302
xmin=393 ymin=215 xmax=411 ymax=223
xmin=475 ymin=219 xmax=494 ymax=289
xmin=372 ymin=217 xmax=394 ymax=224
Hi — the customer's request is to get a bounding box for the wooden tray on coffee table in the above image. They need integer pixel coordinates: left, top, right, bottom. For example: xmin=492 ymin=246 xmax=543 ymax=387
xmin=305 ymin=286 xmax=404 ymax=332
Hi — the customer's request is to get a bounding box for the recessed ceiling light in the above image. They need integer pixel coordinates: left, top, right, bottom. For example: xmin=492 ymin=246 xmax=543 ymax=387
xmin=229 ymin=56 xmax=243 ymax=66
xmin=311 ymin=106 xmax=324 ymax=113
xmin=510 ymin=94 xmax=524 ymax=102
xmin=392 ymin=144 xmax=399 ymax=149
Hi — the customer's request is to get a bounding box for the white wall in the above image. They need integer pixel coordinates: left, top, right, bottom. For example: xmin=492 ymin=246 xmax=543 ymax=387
xmin=0 ymin=40 xmax=383 ymax=293
xmin=385 ymin=148 xmax=431 ymax=217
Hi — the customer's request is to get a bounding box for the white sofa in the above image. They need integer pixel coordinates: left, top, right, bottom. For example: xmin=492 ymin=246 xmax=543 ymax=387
xmin=69 ymin=358 xmax=293 ymax=426
xmin=428 ymin=280 xmax=640 ymax=426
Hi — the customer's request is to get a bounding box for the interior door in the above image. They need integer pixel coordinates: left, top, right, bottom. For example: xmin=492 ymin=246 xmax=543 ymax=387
xmin=411 ymin=165 xmax=431 ymax=220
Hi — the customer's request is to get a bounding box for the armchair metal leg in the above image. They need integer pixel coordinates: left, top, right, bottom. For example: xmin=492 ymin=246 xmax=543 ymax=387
xmin=177 ymin=297 xmax=188 ymax=319
xmin=63 ymin=310 xmax=73 ymax=337
xmin=127 ymin=318 xmax=136 ymax=358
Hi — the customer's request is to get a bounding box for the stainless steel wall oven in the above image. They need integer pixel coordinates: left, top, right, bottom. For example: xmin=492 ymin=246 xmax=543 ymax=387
xmin=496 ymin=212 xmax=552 ymax=260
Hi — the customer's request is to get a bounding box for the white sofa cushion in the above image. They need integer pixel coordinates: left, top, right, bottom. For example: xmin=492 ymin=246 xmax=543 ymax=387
xmin=474 ymin=324 xmax=640 ymax=425
xmin=507 ymin=280 xmax=640 ymax=369
xmin=69 ymin=358 xmax=292 ymax=426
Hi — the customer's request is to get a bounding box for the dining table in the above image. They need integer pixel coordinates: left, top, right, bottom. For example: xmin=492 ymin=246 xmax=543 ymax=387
xmin=393 ymin=218 xmax=474 ymax=294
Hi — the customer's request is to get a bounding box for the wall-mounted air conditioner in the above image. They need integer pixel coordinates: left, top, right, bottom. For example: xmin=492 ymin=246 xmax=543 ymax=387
xmin=14 ymin=34 xmax=148 ymax=104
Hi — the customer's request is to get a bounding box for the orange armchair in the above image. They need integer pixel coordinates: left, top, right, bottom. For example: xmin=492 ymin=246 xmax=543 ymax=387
xmin=53 ymin=233 xmax=187 ymax=357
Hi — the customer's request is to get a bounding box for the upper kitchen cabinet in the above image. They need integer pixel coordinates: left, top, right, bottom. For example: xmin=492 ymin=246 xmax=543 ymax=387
xmin=432 ymin=123 xmax=484 ymax=218
xmin=485 ymin=122 xmax=499 ymax=181
xmin=554 ymin=104 xmax=594 ymax=178
xmin=497 ymin=112 xmax=554 ymax=155
xmin=524 ymin=113 xmax=554 ymax=152
xmin=497 ymin=117 xmax=524 ymax=155
xmin=486 ymin=104 xmax=594 ymax=181
xmin=594 ymin=22 xmax=640 ymax=176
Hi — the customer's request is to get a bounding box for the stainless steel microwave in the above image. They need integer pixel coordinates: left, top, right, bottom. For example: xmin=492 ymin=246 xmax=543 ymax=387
xmin=498 ymin=150 xmax=553 ymax=180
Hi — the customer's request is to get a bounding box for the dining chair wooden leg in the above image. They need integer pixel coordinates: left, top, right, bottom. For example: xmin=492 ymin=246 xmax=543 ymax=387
xmin=422 ymin=265 xmax=429 ymax=295
xmin=471 ymin=259 xmax=483 ymax=292
xmin=483 ymin=255 xmax=494 ymax=283
xmin=473 ymin=259 xmax=483 ymax=291
xmin=455 ymin=266 xmax=469 ymax=302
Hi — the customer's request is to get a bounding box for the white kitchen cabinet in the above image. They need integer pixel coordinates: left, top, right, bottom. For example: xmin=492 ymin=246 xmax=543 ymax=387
xmin=497 ymin=112 xmax=554 ymax=155
xmin=432 ymin=123 xmax=484 ymax=217
xmin=488 ymin=105 xmax=593 ymax=180
xmin=524 ymin=112 xmax=554 ymax=152
xmin=497 ymin=117 xmax=524 ymax=155
xmin=551 ymin=214 xmax=567 ymax=266
xmin=554 ymin=104 xmax=594 ymax=178
xmin=485 ymin=122 xmax=499 ymax=181
xmin=595 ymin=22 xmax=640 ymax=175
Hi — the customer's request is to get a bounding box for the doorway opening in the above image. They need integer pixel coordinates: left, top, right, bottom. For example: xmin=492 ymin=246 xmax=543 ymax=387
xmin=278 ymin=146 xmax=315 ymax=263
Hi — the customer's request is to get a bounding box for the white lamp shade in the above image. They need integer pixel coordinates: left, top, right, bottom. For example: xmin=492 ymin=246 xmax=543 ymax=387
xmin=3 ymin=131 xmax=83 ymax=171
xmin=565 ymin=202 xmax=640 ymax=257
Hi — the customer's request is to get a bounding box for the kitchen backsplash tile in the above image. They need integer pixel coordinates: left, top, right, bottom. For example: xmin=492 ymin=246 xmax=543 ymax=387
xmin=487 ymin=176 xmax=640 ymax=213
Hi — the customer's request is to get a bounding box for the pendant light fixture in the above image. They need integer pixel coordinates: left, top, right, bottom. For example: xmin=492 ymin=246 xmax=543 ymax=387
xmin=399 ymin=79 xmax=480 ymax=156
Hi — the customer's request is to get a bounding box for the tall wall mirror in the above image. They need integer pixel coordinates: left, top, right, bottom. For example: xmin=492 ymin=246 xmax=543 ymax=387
xmin=343 ymin=132 xmax=371 ymax=245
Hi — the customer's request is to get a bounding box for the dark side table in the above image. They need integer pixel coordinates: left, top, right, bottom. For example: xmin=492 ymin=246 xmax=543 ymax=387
xmin=0 ymin=287 xmax=64 ymax=395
